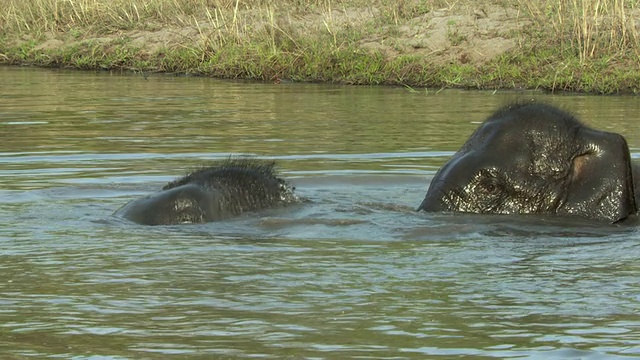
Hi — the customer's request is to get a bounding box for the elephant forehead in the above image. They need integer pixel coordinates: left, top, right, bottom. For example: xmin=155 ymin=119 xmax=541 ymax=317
xmin=525 ymin=130 xmax=575 ymax=175
xmin=463 ymin=121 xmax=535 ymax=156
xmin=467 ymin=120 xmax=559 ymax=151
xmin=458 ymin=125 xmax=573 ymax=178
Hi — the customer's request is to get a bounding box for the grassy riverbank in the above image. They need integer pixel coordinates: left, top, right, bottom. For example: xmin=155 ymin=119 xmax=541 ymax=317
xmin=1 ymin=0 xmax=639 ymax=93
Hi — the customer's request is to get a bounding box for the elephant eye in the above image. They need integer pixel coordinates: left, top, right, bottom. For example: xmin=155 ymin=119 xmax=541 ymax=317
xmin=483 ymin=181 xmax=497 ymax=193
xmin=477 ymin=170 xmax=503 ymax=195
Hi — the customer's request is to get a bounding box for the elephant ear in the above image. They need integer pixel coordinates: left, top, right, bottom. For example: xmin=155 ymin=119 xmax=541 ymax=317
xmin=559 ymin=129 xmax=637 ymax=223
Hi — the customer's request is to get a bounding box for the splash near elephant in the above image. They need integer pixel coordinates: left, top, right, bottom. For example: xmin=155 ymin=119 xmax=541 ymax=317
xmin=115 ymin=158 xmax=299 ymax=225
xmin=418 ymin=102 xmax=638 ymax=223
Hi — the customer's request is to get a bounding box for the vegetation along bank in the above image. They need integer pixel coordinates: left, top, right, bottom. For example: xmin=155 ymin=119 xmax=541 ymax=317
xmin=1 ymin=0 xmax=640 ymax=94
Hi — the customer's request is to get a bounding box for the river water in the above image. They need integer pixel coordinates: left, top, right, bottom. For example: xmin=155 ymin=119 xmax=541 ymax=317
xmin=1 ymin=67 xmax=640 ymax=359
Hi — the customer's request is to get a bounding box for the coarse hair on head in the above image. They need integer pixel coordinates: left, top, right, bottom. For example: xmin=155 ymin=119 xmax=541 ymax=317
xmin=488 ymin=100 xmax=584 ymax=129
xmin=162 ymin=157 xmax=281 ymax=191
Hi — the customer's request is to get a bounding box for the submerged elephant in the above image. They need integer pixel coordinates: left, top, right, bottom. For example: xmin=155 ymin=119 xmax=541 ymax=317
xmin=418 ymin=102 xmax=638 ymax=223
xmin=115 ymin=158 xmax=299 ymax=225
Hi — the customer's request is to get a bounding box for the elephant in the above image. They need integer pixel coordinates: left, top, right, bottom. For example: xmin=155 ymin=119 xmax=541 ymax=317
xmin=418 ymin=102 xmax=638 ymax=223
xmin=115 ymin=158 xmax=300 ymax=225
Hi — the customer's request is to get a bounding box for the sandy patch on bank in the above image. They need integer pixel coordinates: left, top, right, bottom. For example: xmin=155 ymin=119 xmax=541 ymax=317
xmin=361 ymin=5 xmax=527 ymax=64
xmin=24 ymin=3 xmax=529 ymax=67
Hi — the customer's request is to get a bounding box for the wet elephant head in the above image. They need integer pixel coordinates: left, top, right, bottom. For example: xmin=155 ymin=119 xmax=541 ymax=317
xmin=115 ymin=183 xmax=221 ymax=225
xmin=115 ymin=158 xmax=299 ymax=226
xmin=418 ymin=102 xmax=637 ymax=223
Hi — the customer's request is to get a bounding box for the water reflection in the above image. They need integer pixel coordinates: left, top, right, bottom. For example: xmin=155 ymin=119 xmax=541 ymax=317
xmin=1 ymin=67 xmax=640 ymax=358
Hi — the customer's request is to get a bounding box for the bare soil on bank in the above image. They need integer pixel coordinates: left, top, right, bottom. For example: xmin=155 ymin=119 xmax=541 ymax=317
xmin=28 ymin=4 xmax=526 ymax=68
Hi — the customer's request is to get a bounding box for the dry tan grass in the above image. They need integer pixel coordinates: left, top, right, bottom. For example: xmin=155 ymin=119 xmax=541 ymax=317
xmin=519 ymin=0 xmax=640 ymax=61
xmin=0 ymin=0 xmax=452 ymax=34
xmin=1 ymin=0 xmax=212 ymax=32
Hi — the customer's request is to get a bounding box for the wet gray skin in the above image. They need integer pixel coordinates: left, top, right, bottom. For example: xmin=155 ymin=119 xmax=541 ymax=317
xmin=418 ymin=102 xmax=638 ymax=223
xmin=115 ymin=158 xmax=299 ymax=225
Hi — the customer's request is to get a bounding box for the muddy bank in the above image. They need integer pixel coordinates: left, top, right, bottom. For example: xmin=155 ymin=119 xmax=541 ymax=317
xmin=1 ymin=1 xmax=639 ymax=93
